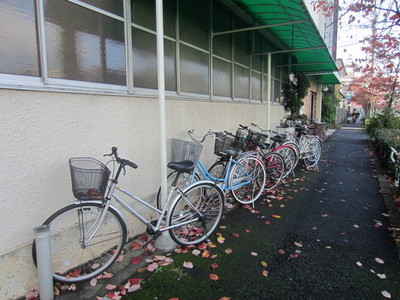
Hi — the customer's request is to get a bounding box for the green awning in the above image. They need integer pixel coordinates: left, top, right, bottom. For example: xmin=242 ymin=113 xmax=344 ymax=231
xmin=219 ymin=0 xmax=340 ymax=83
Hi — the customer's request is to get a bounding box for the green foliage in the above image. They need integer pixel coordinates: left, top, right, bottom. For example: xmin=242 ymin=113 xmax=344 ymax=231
xmin=321 ymin=93 xmax=340 ymax=127
xmin=283 ymin=73 xmax=310 ymax=118
xmin=365 ymin=107 xmax=400 ymax=137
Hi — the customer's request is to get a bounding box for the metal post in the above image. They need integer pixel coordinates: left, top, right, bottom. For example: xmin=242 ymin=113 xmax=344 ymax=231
xmin=34 ymin=225 xmax=54 ymax=300
xmin=266 ymin=53 xmax=272 ymax=140
xmin=155 ymin=0 xmax=177 ymax=252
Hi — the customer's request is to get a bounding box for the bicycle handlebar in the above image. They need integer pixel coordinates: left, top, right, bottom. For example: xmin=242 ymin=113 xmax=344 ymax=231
xmin=187 ymin=129 xmax=218 ymax=143
xmin=105 ymin=147 xmax=138 ymax=169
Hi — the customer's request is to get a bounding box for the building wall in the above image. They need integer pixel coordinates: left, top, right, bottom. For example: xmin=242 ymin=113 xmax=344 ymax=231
xmin=0 ymin=88 xmax=285 ymax=299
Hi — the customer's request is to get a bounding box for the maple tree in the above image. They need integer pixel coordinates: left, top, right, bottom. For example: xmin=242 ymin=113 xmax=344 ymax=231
xmin=314 ymin=0 xmax=400 ymax=112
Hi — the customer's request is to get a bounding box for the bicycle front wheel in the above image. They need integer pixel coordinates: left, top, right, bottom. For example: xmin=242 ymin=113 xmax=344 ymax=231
xmin=263 ymin=152 xmax=285 ymax=191
xmin=303 ymin=140 xmax=322 ymax=168
xmin=168 ymin=181 xmax=224 ymax=246
xmin=229 ymin=155 xmax=266 ymax=204
xmin=32 ymin=202 xmax=127 ymax=283
xmin=274 ymin=145 xmax=298 ymax=178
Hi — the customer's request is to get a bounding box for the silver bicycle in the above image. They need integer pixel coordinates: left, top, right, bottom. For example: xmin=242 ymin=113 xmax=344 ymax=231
xmin=32 ymin=147 xmax=224 ymax=283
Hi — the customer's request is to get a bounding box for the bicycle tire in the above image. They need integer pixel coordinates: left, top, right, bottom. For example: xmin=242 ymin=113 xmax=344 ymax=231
xmin=32 ymin=202 xmax=127 ymax=283
xmin=207 ymin=159 xmax=228 ymax=181
xmin=156 ymin=171 xmax=201 ymax=210
xmin=303 ymin=140 xmax=322 ymax=168
xmin=274 ymin=145 xmax=298 ymax=178
xmin=263 ymin=151 xmax=285 ymax=191
xmin=167 ymin=181 xmax=224 ymax=246
xmin=282 ymin=141 xmax=300 ymax=167
xmin=229 ymin=155 xmax=266 ymax=204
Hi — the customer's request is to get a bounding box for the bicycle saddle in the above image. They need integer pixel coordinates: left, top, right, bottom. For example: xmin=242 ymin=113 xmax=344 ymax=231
xmin=167 ymin=160 xmax=195 ymax=173
xmin=271 ymin=135 xmax=285 ymax=143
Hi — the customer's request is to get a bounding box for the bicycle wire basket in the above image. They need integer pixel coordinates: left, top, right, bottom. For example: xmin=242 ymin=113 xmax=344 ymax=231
xmin=214 ymin=132 xmax=234 ymax=157
xmin=233 ymin=129 xmax=246 ymax=150
xmin=171 ymin=138 xmax=203 ymax=166
xmin=69 ymin=157 xmax=111 ymax=200
xmin=251 ymin=132 xmax=267 ymax=146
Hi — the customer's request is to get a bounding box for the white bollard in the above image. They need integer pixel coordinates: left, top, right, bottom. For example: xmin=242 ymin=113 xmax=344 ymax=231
xmin=154 ymin=232 xmax=178 ymax=252
xmin=34 ymin=225 xmax=54 ymax=300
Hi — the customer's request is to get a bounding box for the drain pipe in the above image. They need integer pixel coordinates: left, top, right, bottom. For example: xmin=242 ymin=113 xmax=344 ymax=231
xmin=34 ymin=225 xmax=54 ymax=300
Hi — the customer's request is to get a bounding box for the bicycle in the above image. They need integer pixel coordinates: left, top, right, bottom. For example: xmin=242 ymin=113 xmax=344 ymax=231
xmin=156 ymin=130 xmax=266 ymax=208
xmin=390 ymin=146 xmax=400 ymax=189
xmin=242 ymin=123 xmax=299 ymax=179
xmin=274 ymin=122 xmax=322 ymax=169
xmin=32 ymin=147 xmax=225 ymax=283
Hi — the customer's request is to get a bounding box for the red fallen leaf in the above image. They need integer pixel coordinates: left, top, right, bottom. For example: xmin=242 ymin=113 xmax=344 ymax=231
xmin=265 ymin=221 xmax=271 ymax=225
xmin=198 ymin=243 xmax=208 ymax=250
xmin=261 ymin=269 xmax=269 ymax=277
xmin=231 ymin=233 xmax=239 ymax=237
xmin=106 ymin=284 xmax=116 ymax=290
xmin=138 ymin=233 xmax=149 ymax=241
xmin=278 ymin=249 xmax=285 ymax=254
xmin=129 ymin=278 xmax=143 ymax=285
xmin=211 ymin=263 xmax=219 ymax=270
xmin=169 ymin=298 xmax=179 ymax=300
xmin=219 ymin=298 xmax=231 ymax=300
xmin=130 ymin=242 xmax=142 ymax=250
xmin=210 ymin=254 xmax=218 ymax=259
xmin=131 ymin=256 xmax=142 ymax=265
xmin=245 ymin=229 xmax=250 ymax=232
xmin=290 ymin=254 xmax=299 ymax=258
xmin=209 ymin=273 xmax=219 ymax=280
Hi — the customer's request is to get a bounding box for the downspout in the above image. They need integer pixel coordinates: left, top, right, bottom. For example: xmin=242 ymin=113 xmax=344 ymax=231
xmin=267 ymin=53 xmax=272 ymax=135
xmin=156 ymin=0 xmax=167 ymax=206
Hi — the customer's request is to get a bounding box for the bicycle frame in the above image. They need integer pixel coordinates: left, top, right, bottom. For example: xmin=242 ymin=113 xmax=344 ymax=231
xmin=80 ymin=178 xmax=206 ymax=247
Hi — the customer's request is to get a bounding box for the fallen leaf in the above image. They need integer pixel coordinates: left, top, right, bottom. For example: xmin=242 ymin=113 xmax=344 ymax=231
xmin=129 ymin=242 xmax=142 ymax=250
xmin=294 ymin=242 xmax=303 ymax=247
xmin=211 ymin=263 xmax=219 ymax=270
xmin=225 ymin=248 xmax=233 ymax=254
xmin=147 ymin=262 xmax=159 ymax=272
xmin=321 ymin=214 xmax=328 ymax=217
xmin=377 ymin=273 xmax=387 ymax=279
xmin=271 ymin=215 xmax=282 ymax=219
xmin=354 ymin=224 xmax=360 ymax=228
xmin=217 ymin=236 xmax=226 ymax=243
xmin=159 ymin=258 xmax=174 ymax=266
xmin=261 ymin=261 xmax=268 ymax=267
xmin=381 ymin=290 xmax=391 ymax=298
xmin=129 ymin=278 xmax=143 ymax=285
xmin=127 ymin=285 xmax=141 ymax=292
xmin=231 ymin=233 xmax=239 ymax=237
xmin=192 ymin=249 xmax=201 ymax=256
xmin=219 ymin=297 xmax=231 ymax=300
xmin=131 ymin=256 xmax=142 ymax=265
xmin=90 ymin=278 xmax=97 ymax=286
xmin=211 ymin=254 xmax=218 ymax=259
xmin=278 ymin=249 xmax=285 ymax=254
xmin=106 ymin=284 xmax=116 ymax=290
xmin=251 ymin=252 xmax=258 ymax=256
xmin=261 ymin=270 xmax=268 ymax=277
xmin=356 ymin=261 xmax=363 ymax=267
xmin=198 ymin=243 xmax=208 ymax=250
xmin=209 ymin=273 xmax=219 ymax=281
xmin=375 ymin=258 xmax=385 ymax=264
xmin=183 ymin=261 xmax=193 ymax=269
xmin=202 ymin=250 xmax=210 ymax=258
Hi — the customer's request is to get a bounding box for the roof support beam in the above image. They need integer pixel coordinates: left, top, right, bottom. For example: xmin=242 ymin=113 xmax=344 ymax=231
xmin=212 ymin=19 xmax=307 ymax=36
xmin=252 ymin=46 xmax=325 ymax=56
xmin=275 ymin=61 xmax=334 ymax=68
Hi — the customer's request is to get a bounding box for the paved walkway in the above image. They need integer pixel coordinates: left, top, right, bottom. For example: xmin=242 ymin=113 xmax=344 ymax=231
xmin=57 ymin=122 xmax=400 ymax=299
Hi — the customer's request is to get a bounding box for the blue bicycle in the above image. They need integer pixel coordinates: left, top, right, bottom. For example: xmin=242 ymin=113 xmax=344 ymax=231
xmin=157 ymin=130 xmax=266 ymax=208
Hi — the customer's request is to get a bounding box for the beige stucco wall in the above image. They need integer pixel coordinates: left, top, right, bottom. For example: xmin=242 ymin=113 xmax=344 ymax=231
xmin=0 ymin=88 xmax=286 ymax=299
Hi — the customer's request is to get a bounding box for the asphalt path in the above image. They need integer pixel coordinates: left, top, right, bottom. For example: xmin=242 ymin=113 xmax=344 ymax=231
xmin=56 ymin=122 xmax=400 ymax=300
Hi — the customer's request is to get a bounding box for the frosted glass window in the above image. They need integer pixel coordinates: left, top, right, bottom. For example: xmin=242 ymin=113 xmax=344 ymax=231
xmin=213 ymin=58 xmax=231 ymax=97
xmin=180 ymin=45 xmax=209 ymax=95
xmin=179 ymin=1 xmax=209 ymax=50
xmin=44 ymin=0 xmax=126 ymax=85
xmin=252 ymin=71 xmax=261 ymax=101
xmin=0 ymin=0 xmax=39 ymax=76
xmin=234 ymin=64 xmax=249 ymax=99
xmin=131 ymin=0 xmax=175 ymax=38
xmin=82 ymin=0 xmax=124 ymax=17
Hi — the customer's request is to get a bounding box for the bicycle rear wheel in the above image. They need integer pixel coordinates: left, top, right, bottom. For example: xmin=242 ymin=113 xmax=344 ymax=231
xmin=168 ymin=181 xmax=224 ymax=246
xmin=229 ymin=155 xmax=266 ymax=204
xmin=32 ymin=202 xmax=127 ymax=283
xmin=303 ymin=140 xmax=322 ymax=168
xmin=263 ymin=151 xmax=285 ymax=191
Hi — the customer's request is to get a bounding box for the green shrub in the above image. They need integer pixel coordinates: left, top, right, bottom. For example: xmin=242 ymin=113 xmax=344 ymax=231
xmin=365 ymin=107 xmax=400 ymax=137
